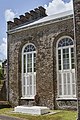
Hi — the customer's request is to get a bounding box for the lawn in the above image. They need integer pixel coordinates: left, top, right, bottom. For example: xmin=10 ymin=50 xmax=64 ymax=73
xmin=0 ymin=108 xmax=77 ymax=120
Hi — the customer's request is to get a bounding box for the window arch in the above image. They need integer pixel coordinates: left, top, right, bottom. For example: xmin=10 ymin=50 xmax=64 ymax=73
xmin=58 ymin=37 xmax=73 ymax=47
xmin=57 ymin=36 xmax=76 ymax=99
xmin=22 ymin=43 xmax=36 ymax=99
xmin=24 ymin=44 xmax=36 ymax=52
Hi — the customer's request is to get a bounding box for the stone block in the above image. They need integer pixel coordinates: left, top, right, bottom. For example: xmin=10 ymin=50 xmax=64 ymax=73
xmin=14 ymin=106 xmax=50 ymax=115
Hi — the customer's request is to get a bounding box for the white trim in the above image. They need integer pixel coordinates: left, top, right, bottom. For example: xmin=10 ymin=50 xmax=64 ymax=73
xmin=22 ymin=44 xmax=36 ymax=99
xmin=56 ymin=36 xmax=76 ymax=98
xmin=56 ymin=98 xmax=77 ymax=100
xmin=21 ymin=96 xmax=35 ymax=100
xmin=22 ymin=43 xmax=36 ymax=53
xmin=56 ymin=36 xmax=74 ymax=49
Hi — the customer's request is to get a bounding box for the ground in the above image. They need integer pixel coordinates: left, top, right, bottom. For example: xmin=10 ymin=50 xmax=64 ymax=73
xmin=0 ymin=108 xmax=77 ymax=120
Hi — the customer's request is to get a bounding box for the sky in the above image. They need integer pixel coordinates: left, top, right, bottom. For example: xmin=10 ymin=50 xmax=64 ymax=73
xmin=0 ymin=0 xmax=73 ymax=60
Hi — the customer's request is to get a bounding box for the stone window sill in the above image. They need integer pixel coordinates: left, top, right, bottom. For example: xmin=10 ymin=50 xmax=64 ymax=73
xmin=56 ymin=98 xmax=77 ymax=100
xmin=21 ymin=96 xmax=35 ymax=100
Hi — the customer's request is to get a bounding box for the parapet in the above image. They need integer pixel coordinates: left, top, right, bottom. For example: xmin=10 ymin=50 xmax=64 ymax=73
xmin=7 ymin=6 xmax=47 ymax=30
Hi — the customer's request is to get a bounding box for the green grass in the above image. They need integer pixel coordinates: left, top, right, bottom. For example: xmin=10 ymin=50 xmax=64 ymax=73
xmin=0 ymin=108 xmax=77 ymax=120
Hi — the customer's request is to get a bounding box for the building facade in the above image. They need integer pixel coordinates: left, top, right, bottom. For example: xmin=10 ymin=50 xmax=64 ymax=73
xmin=7 ymin=6 xmax=77 ymax=109
xmin=73 ymin=0 xmax=80 ymax=119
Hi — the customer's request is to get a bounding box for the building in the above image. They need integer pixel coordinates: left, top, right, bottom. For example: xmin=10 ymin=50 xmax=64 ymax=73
xmin=7 ymin=6 xmax=77 ymax=109
xmin=73 ymin=0 xmax=80 ymax=119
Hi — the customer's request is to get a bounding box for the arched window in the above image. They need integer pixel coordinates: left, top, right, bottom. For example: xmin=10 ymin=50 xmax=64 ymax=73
xmin=57 ymin=37 xmax=76 ymax=99
xmin=22 ymin=44 xmax=36 ymax=99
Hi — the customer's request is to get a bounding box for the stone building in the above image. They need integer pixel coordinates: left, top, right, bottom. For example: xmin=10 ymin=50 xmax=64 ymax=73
xmin=73 ymin=0 xmax=80 ymax=119
xmin=7 ymin=6 xmax=77 ymax=109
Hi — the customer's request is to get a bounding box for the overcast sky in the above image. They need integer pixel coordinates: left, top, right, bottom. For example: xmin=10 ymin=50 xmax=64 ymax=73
xmin=0 ymin=0 xmax=73 ymax=60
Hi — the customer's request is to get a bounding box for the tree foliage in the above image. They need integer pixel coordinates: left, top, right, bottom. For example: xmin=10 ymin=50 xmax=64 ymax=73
xmin=0 ymin=65 xmax=3 ymax=80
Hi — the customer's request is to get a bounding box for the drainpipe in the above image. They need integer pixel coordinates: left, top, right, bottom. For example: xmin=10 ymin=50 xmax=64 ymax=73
xmin=52 ymin=38 xmax=56 ymax=110
xmin=7 ymin=31 xmax=9 ymax=102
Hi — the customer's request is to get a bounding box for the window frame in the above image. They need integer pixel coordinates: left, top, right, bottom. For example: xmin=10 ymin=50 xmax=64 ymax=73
xmin=56 ymin=36 xmax=76 ymax=99
xmin=21 ymin=43 xmax=36 ymax=99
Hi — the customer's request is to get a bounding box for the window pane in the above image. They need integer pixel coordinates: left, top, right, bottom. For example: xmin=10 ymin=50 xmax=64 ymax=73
xmin=72 ymin=73 xmax=75 ymax=83
xmin=27 ymin=54 xmax=32 ymax=72
xmin=27 ymin=87 xmax=29 ymax=95
xmin=27 ymin=76 xmax=29 ymax=85
xmin=64 ymin=85 xmax=67 ymax=95
xmin=63 ymin=48 xmax=69 ymax=70
xmin=63 ymin=73 xmax=67 ymax=95
xmin=58 ymin=60 xmax=61 ymax=65
xmin=59 ymin=85 xmax=62 ymax=95
xmin=24 ymin=45 xmax=36 ymax=52
xmin=34 ymin=53 xmax=36 ymax=72
xmin=72 ymin=64 xmax=75 ymax=69
xmin=67 ymin=73 xmax=71 ymax=95
xmin=71 ymin=53 xmax=74 ymax=58
xmin=59 ymin=73 xmax=62 ymax=84
xmin=58 ymin=50 xmax=61 ymax=54
xmin=30 ymin=76 xmax=32 ymax=85
xmin=59 ymin=73 xmax=62 ymax=95
xmin=34 ymin=74 xmax=36 ymax=95
xmin=58 ymin=50 xmax=61 ymax=70
xmin=34 ymin=68 xmax=36 ymax=72
xmin=58 ymin=55 xmax=61 ymax=59
xmin=71 ymin=48 xmax=75 ymax=69
xmin=23 ymin=77 xmax=25 ymax=85
xmin=59 ymin=65 xmax=61 ymax=70
xmin=68 ymin=85 xmax=70 ymax=95
xmin=72 ymin=73 xmax=76 ymax=95
xmin=63 ymin=73 xmax=66 ymax=84
xmin=71 ymin=48 xmax=74 ymax=52
xmin=72 ymin=84 xmax=76 ymax=95
xmin=29 ymin=68 xmax=32 ymax=72
xmin=58 ymin=38 xmax=73 ymax=47
xmin=23 ymin=87 xmax=26 ymax=95
xmin=63 ymin=48 xmax=69 ymax=53
xmin=24 ymin=55 xmax=26 ymax=73
xmin=63 ymin=64 xmax=69 ymax=69
xmin=63 ymin=59 xmax=69 ymax=64
xmin=34 ymin=53 xmax=36 ymax=57
xmin=27 ymin=68 xmax=29 ymax=72
xmin=34 ymin=74 xmax=36 ymax=85
xmin=71 ymin=59 xmax=74 ymax=63
xmin=30 ymin=86 xmax=32 ymax=95
xmin=67 ymin=73 xmax=70 ymax=83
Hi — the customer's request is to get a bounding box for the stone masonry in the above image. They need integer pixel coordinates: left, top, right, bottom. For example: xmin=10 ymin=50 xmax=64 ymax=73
xmin=73 ymin=0 xmax=80 ymax=119
xmin=7 ymin=6 xmax=77 ymax=109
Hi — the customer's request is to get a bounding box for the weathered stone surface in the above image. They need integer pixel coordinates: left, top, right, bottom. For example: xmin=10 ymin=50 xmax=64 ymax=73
xmin=73 ymin=0 xmax=80 ymax=119
xmin=57 ymin=100 xmax=77 ymax=110
xmin=14 ymin=106 xmax=50 ymax=115
xmin=7 ymin=6 xmax=47 ymax=30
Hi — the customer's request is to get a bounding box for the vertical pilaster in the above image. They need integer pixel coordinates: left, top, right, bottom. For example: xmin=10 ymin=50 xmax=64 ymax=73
xmin=73 ymin=0 xmax=80 ymax=119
